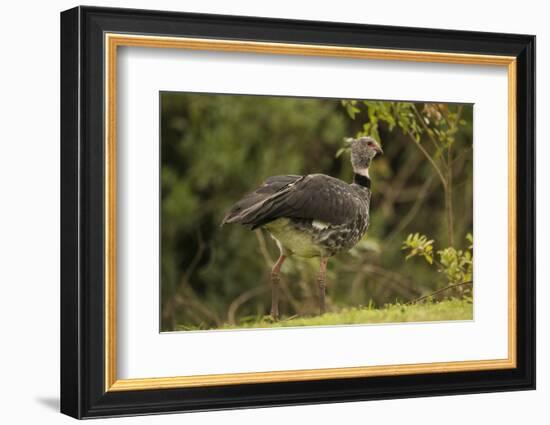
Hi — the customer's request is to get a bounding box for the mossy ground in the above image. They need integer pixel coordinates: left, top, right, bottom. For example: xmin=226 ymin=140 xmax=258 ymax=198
xmin=176 ymin=299 xmax=472 ymax=331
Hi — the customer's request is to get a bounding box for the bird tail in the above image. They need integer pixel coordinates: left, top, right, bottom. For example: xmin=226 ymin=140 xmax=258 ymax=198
xmin=220 ymin=211 xmax=239 ymax=227
xmin=221 ymin=175 xmax=303 ymax=228
xmin=220 ymin=201 xmax=264 ymax=228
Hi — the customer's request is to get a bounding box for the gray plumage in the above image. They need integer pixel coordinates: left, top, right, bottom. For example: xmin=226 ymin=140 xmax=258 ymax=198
xmin=221 ymin=136 xmax=383 ymax=318
xmin=222 ymin=173 xmax=371 ymax=257
xmin=222 ymin=137 xmax=382 ymax=258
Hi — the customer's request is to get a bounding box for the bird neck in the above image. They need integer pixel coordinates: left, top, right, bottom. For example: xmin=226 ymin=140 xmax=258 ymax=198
xmin=353 ymin=171 xmax=371 ymax=189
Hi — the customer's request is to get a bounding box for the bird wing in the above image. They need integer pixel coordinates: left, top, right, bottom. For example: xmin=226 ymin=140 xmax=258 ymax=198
xmin=224 ymin=174 xmax=364 ymax=229
xmin=221 ymin=175 xmax=303 ymax=225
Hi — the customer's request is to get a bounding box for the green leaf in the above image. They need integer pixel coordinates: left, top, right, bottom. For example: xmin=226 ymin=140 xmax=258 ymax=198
xmin=345 ymin=103 xmax=361 ymax=120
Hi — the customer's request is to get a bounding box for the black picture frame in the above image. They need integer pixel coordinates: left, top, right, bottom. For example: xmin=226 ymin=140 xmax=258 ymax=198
xmin=60 ymin=5 xmax=535 ymax=419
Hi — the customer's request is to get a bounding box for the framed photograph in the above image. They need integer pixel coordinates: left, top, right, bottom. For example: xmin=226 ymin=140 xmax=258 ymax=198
xmin=60 ymin=6 xmax=535 ymax=419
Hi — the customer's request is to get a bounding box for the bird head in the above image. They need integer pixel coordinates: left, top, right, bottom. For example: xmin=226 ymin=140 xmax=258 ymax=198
xmin=348 ymin=136 xmax=383 ymax=176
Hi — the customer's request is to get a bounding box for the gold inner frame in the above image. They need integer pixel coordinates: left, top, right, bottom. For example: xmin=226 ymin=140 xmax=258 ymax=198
xmin=104 ymin=33 xmax=517 ymax=392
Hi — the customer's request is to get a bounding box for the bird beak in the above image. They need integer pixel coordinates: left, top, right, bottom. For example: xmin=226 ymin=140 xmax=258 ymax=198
xmin=377 ymin=146 xmax=384 ymax=155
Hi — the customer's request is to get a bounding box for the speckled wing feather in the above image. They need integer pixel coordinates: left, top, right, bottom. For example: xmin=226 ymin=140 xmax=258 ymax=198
xmin=224 ymin=174 xmax=366 ymax=229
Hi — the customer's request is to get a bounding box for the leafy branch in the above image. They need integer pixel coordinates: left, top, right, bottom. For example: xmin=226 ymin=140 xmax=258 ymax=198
xmin=402 ymin=232 xmax=473 ymax=292
xmin=341 ymin=101 xmax=467 ymax=246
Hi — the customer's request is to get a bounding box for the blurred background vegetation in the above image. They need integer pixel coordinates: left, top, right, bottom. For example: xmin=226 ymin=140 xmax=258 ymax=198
xmin=160 ymin=92 xmax=473 ymax=331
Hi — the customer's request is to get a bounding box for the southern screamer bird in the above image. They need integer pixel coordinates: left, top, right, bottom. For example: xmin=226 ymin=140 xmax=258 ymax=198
xmin=221 ymin=136 xmax=383 ymax=320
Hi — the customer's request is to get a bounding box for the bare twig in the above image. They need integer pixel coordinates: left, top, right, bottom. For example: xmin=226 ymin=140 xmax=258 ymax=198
xmin=174 ymin=291 xmax=220 ymax=324
xmin=349 ymin=270 xmax=367 ymax=300
xmin=407 ymin=281 xmax=473 ymax=305
xmin=340 ymin=263 xmax=419 ymax=299
xmin=383 ymin=173 xmax=435 ymax=245
xmin=440 ymin=103 xmax=464 ymax=246
xmin=176 ymin=272 xmax=221 ymax=326
xmin=362 ymin=264 xmax=419 ymax=298
xmin=379 ymin=152 xmax=423 ymax=219
xmin=227 ymin=285 xmax=268 ymax=325
xmin=255 ymin=229 xmax=274 ymax=266
xmin=407 ymin=130 xmax=447 ymax=189
xmin=183 ymin=229 xmax=205 ymax=282
xmin=412 ymin=104 xmax=440 ymax=153
xmin=279 ymin=277 xmax=302 ymax=313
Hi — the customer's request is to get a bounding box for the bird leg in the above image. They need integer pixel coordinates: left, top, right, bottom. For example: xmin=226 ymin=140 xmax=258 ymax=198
xmin=317 ymin=257 xmax=329 ymax=315
xmin=270 ymin=254 xmax=286 ymax=320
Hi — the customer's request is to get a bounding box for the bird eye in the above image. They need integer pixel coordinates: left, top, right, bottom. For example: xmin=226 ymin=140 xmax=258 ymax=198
xmin=367 ymin=141 xmax=373 ymax=146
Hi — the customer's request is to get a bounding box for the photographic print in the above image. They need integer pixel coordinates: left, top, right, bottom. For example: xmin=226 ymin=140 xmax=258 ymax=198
xmin=160 ymin=92 xmax=474 ymax=332
xmin=61 ymin=8 xmax=535 ymax=417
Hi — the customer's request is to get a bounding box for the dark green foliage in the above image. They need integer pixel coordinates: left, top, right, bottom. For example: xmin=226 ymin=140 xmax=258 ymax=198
xmin=161 ymin=93 xmax=473 ymax=331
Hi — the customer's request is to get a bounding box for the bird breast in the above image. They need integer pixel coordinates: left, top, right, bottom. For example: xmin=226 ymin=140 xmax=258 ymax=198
xmin=264 ymin=199 xmax=370 ymax=258
xmin=264 ymin=218 xmax=325 ymax=258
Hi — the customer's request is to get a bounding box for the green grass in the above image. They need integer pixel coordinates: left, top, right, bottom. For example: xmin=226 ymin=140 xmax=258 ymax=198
xmin=176 ymin=299 xmax=472 ymax=331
